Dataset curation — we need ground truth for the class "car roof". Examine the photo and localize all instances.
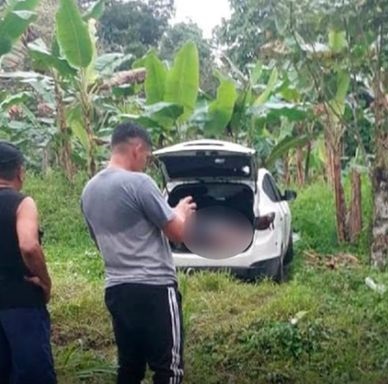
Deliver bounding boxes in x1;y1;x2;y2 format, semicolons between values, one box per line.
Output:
153;139;256;156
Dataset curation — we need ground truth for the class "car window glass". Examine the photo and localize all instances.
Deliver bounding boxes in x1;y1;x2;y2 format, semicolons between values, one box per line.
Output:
262;174;282;202
161;155;252;178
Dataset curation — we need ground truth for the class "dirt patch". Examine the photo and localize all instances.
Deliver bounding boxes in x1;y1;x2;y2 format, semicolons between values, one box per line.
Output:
304;250;360;270
51;324;114;349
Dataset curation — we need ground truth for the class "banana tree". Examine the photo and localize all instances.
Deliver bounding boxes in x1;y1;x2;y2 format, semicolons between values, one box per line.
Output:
121;42;199;146
0;0;40;147
360;1;388;268
287;26;354;242
214;60;311;172
26;0;139;177
123;46;311;175
20;0;100;177
322;70;351;242
0;90;56;170
0;0;39;61
55;0;97;176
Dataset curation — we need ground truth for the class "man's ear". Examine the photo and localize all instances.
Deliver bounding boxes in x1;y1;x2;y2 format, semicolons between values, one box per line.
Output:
133;142;143;157
17;166;25;183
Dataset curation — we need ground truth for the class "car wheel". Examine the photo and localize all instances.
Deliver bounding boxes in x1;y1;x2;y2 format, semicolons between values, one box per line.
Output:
273;256;284;283
283;233;294;265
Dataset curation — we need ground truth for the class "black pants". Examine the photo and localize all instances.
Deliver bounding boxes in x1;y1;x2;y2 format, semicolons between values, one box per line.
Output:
0;307;57;384
105;283;184;384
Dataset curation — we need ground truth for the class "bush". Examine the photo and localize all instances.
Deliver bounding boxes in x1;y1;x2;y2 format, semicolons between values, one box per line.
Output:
291;176;372;258
24;171;92;249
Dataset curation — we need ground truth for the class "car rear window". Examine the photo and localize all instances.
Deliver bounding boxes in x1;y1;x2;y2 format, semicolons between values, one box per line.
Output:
160;155;252;179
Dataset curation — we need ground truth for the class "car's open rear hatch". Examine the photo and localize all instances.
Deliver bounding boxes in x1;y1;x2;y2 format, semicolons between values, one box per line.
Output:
153;139;257;191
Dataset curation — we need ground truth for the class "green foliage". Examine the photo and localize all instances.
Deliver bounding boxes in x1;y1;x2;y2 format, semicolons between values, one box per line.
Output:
159;21;216;94
292;177;372;256
126;42;200;140
24;171;93;248
55;0;93;68
204;78;238;135
254;67;279;106
292;182;338;254
144;50;167;104
66;105;89;150
82;0;105;21
28;39;76;76
0;91;31;109
328;29;347;54
165;41;199;121
98;0;173;59
215;0;277;69
122;102;184;133
265;135;310;169
0;0;39;57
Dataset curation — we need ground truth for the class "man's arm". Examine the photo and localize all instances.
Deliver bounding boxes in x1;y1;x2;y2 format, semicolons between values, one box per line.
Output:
16;197;52;303
80;200;100;251
163;197;196;243
136;177;196;243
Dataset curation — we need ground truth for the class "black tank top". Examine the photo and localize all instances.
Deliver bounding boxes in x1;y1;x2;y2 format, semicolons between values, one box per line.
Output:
0;187;45;309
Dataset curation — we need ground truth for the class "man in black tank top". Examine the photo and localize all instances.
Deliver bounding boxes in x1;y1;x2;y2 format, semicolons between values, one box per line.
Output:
0;142;56;384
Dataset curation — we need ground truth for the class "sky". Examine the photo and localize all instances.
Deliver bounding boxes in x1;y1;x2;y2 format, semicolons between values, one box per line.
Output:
172;0;231;39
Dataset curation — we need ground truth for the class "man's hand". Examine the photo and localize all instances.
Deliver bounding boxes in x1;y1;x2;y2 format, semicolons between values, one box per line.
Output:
24;275;51;303
175;196;197;221
163;196;197;243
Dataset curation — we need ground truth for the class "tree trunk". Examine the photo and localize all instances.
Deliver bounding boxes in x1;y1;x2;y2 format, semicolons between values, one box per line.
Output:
54;80;73;180
371;80;388;268
331;143;348;242
84;110;96;177
371;166;388;268
304;141;312;183
100;68;146;90
79;72;97;177
325;134;334;185
348;169;362;244
296;146;305;186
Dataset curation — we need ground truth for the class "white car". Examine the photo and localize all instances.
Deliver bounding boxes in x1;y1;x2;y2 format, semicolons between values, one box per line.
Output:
154;139;296;281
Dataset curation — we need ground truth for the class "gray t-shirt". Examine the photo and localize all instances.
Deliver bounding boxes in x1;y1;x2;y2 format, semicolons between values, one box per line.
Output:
81;168;177;287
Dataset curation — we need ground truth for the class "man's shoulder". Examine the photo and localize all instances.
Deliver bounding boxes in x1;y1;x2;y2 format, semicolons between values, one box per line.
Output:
1;188;28;205
82;169;155;196
114;171;157;188
132;172;155;185
81;169;108;200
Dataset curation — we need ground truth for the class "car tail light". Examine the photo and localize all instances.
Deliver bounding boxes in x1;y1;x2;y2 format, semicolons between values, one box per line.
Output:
254;212;275;231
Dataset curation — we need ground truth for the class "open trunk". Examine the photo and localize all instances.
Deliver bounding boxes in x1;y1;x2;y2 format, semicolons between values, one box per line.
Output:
154;140;259;255
168;182;255;253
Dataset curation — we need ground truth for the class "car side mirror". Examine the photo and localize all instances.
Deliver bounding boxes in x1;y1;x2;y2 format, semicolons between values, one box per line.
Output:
254;212;275;231
282;190;297;201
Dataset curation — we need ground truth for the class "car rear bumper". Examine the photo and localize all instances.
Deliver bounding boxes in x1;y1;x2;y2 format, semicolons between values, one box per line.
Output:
176;256;280;281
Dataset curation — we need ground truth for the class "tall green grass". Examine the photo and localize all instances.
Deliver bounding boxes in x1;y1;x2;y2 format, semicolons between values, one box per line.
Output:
20;171;388;384
291;176;372;259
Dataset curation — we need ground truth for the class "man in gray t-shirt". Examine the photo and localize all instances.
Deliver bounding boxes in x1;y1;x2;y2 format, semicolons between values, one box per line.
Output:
81;122;195;384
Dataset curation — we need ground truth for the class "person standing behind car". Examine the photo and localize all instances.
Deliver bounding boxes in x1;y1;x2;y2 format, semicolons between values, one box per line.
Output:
81;121;196;384
0;141;56;384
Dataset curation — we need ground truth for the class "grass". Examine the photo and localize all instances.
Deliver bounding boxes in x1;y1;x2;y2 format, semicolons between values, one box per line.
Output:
22;171;388;383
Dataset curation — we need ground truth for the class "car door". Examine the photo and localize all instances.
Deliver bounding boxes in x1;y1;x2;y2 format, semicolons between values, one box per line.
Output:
261;172;288;254
279;194;292;247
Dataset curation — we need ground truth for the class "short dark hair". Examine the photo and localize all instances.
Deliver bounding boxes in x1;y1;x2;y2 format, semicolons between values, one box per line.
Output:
111;121;152;149
0;141;24;181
